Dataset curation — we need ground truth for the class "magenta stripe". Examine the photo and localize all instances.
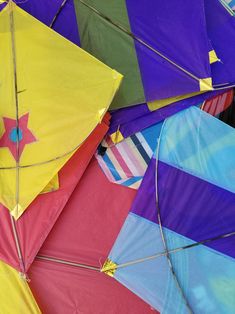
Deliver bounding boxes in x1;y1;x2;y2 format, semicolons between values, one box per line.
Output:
110;145;134;177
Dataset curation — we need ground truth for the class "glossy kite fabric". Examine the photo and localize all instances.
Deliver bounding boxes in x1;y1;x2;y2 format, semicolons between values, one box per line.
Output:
202;89;234;116
0;3;122;218
26;158;158;314
0;1;235;313
103;107;235;313
96;89;234;191
96;90;233;189
219;89;235;127
29;260;158;314
96;121;162;189
205;0;235;88
0;0;80;45
108;89;227;143
0;260;41;313
19;0;80;45
95;88;233;190
0;117;109;272
74;0;213;109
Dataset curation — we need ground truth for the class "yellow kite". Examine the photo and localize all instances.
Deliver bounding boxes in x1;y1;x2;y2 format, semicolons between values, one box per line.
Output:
0;2;122;218
0;260;41;313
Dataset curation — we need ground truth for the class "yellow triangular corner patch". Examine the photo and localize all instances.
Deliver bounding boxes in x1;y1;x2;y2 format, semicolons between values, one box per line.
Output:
0;260;41;313
199;78;213;91
40;174;59;194
11;203;23;219
209;50;219;64
0;3;122;217
110;130;124;144
101;258;117;277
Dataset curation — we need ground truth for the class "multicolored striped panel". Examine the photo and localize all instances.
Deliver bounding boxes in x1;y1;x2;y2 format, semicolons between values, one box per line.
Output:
97;89;233;189
202;89;234;116
225;0;235;10
96;122;161;189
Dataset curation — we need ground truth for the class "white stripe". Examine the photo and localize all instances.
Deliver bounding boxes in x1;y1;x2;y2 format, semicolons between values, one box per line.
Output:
95;153;115;182
135;132;153;157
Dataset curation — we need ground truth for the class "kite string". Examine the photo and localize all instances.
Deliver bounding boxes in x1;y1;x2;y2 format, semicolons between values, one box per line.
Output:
98;257;104;269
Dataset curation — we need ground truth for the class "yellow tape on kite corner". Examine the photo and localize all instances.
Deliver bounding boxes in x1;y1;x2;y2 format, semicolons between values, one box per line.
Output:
110;130;124;144
0;3;122;218
0;261;41;313
40;174;59;194
209;49;219;64
199;77;213;91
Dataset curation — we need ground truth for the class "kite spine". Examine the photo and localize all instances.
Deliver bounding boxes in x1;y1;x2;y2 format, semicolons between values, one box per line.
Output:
9;0;20;217
155;122;193;314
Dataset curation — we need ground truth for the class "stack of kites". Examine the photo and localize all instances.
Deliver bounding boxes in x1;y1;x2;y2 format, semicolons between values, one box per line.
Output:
0;0;235;313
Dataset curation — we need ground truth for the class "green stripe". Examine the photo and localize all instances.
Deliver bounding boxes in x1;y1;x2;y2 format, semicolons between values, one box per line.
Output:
74;0;145;109
78;0;131;30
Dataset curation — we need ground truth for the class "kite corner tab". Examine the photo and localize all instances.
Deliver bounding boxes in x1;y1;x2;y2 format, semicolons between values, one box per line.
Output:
96;108;107;123
199;77;213;91
5;0;16;11
112;70;123;88
209;50;220;64
110;130;124;144
11;203;23;220
101;258;117;277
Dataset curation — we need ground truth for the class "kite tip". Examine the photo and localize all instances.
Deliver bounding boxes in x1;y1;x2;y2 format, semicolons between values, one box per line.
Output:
199;77;213;92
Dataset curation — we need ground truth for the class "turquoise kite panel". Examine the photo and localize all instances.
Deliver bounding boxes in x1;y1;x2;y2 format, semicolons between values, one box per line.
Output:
159;106;235;193
108;213;235;313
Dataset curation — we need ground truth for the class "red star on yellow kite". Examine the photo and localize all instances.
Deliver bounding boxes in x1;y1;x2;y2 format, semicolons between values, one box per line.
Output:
0;113;37;161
